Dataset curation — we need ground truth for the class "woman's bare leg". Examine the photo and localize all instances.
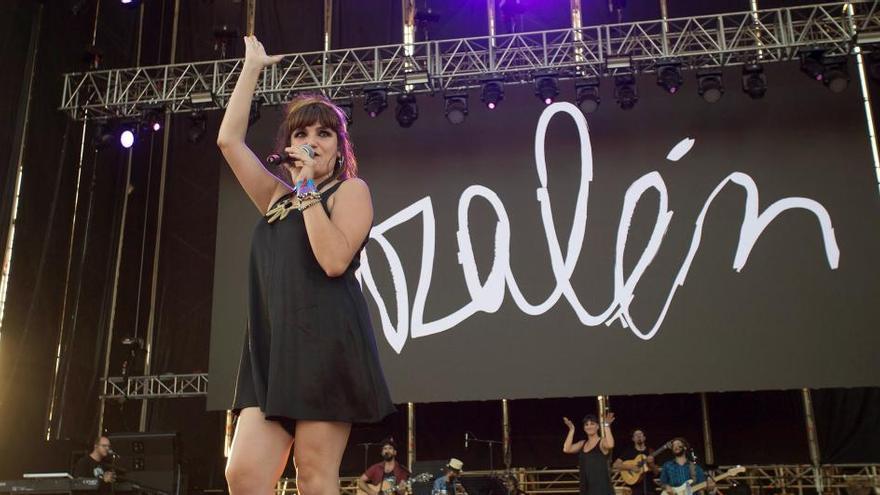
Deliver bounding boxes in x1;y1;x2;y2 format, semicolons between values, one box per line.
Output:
226;407;295;495
292;420;351;495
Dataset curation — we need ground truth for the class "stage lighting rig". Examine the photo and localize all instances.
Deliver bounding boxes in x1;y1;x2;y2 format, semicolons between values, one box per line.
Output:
444;93;469;124
575;79;600;114
364;88;389;118
614;74;638;110
396;93;419;128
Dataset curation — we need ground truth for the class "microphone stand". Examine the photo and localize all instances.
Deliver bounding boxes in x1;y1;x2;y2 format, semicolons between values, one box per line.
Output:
109;453;118;495
466;435;503;473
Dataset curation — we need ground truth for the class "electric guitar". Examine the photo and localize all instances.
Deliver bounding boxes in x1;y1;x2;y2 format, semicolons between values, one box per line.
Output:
619;442;671;486
357;472;433;495
667;466;746;495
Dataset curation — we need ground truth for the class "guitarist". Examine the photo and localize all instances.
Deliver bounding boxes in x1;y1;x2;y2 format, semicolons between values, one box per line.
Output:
433;459;467;495
659;438;716;495
358;438;411;495
612;430;660;495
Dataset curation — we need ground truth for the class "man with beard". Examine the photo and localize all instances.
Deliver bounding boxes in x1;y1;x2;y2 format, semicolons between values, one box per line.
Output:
613;429;661;495
659;438;716;495
73;436;116;483
432;458;466;495
358;438;410;495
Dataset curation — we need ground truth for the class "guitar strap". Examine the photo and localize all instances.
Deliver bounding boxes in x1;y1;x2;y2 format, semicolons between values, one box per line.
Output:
688;461;698;484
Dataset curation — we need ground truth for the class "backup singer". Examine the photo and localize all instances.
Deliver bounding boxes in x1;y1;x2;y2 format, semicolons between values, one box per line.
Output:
220;35;395;495
563;413;616;495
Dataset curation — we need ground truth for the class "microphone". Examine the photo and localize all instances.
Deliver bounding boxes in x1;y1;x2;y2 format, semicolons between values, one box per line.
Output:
465;432;469;449
266;144;314;165
108;449;118;457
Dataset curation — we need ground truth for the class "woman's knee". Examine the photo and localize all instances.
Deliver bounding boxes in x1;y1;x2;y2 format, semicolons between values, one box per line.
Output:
295;457;337;495
226;457;273;494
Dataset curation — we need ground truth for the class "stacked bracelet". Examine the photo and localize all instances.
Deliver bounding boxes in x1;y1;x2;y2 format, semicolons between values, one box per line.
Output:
293;178;322;212
295;178;317;198
297;197;322;212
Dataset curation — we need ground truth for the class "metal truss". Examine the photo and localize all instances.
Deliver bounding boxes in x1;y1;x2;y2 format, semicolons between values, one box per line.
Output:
60;1;880;121
731;464;880;495
100;373;208;399
273;465;880;495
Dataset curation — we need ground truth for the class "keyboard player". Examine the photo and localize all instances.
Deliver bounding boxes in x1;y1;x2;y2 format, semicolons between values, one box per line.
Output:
73;436;116;483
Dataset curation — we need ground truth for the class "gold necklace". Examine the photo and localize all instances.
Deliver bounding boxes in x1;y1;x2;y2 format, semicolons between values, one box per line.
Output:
265;176;335;223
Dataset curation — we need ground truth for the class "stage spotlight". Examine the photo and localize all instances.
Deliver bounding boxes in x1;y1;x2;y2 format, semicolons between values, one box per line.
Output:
334;99;353;126
364;88;388;118
696;72;724;103
187;111;207;144
444;94;468;124
120;0;141;8
657;63;683;94
395;93;419;128
800;50;825;81
575;79;600;114
480;79;504;109
143;108;163;132
822;58;849;93
614;74;638;110
741;63;767;99
119;127;135;149
92;120;115;149
534;74;559;105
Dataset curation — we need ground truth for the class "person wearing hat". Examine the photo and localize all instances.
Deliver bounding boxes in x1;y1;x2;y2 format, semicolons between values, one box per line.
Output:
358;438;411;495
563;412;616;495
432;458;466;495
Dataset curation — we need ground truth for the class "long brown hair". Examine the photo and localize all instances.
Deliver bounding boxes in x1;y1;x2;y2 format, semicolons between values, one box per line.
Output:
273;93;358;181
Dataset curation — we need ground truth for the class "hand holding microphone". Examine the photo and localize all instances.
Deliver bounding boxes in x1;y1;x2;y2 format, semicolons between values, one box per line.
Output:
266;144;315;165
267;144;317;184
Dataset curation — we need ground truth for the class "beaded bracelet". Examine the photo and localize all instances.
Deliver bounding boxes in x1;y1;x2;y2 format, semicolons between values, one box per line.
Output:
297;191;321;204
297;197;322;212
295;178;317;198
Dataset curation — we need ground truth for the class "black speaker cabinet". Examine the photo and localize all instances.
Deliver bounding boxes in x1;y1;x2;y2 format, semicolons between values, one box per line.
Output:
107;432;179;495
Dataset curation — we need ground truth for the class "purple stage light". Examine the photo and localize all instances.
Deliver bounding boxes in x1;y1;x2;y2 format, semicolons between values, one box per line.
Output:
534;74;559;106
487;102;496;110
152;122;161;131
120;129;135;148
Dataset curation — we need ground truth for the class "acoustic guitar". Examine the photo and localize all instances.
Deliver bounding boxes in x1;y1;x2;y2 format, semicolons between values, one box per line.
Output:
357;472;433;495
619;442;671;486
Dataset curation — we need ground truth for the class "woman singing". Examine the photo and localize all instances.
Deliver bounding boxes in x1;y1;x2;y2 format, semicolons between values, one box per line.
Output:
218;36;395;495
563;413;616;495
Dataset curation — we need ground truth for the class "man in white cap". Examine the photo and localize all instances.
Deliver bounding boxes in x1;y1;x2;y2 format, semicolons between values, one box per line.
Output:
432;458;466;495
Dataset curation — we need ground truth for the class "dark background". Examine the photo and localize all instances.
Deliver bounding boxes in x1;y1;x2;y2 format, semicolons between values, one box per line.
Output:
211;61;880;405
1;0;879;492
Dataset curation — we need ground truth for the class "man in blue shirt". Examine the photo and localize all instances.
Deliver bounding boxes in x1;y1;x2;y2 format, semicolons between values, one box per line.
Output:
659;438;716;495
432;458;465;495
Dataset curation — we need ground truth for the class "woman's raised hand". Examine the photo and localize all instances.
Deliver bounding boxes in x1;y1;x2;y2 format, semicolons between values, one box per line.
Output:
243;35;283;70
